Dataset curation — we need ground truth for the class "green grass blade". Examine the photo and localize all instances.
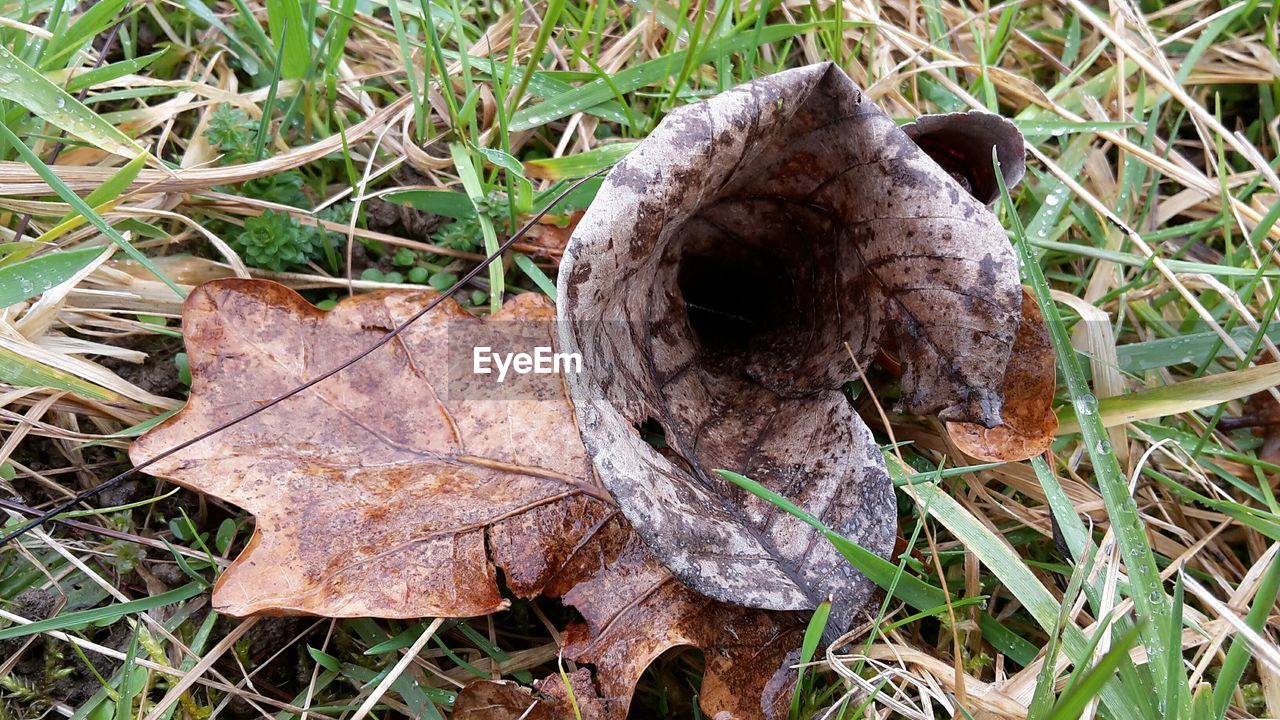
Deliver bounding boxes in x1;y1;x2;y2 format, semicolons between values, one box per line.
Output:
0;583;202;641
450;51;629;124
39;0;130;71
792;599;832;719
386;0;428;139
514;254;556;301
0;246;105;307
1045;624;1143;720
1001;150;1177;706
184;0;265;76
1114;326;1280;373
1192;683;1216;720
0;345;119;401
1032;456;1093;562
716;469;1040;665
325;0;358;73
451;143;504;313
381;188;476;219
1166;574;1190;718
887;472;1143;720
525;142;639;179
1214;549;1280;718
0;122;182;296
508;0;566;112
1058;361;1280;432
1031;239;1280;279
0;46;146;158
267;0;312;79
63;50;167;94
510;22;818;130
55;152;148;227
113;632;141;720
1028;506;1101;720
253;21;290;162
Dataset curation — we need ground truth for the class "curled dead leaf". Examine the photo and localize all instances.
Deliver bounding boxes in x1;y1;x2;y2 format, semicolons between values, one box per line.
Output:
130;279;801;719
558;61;1026;630
902;110;1026;205
946;288;1059;462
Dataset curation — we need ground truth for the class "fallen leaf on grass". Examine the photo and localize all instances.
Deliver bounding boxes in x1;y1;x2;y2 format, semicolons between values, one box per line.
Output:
519;210;585;258
131;280;603;617
130;279;802;718
453;670;607;720
946;289;1059;461
558;61;1030;630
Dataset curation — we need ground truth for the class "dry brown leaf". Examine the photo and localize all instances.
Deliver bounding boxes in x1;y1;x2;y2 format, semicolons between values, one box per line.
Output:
130;279;802;719
947;289;1059;461
553;511;800;719
558;61;1027;630
453;680;554;720
131;280;604;617
453;670;607;720
520;210;585;259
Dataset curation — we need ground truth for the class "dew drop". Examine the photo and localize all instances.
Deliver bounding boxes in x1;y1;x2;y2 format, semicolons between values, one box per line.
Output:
1075;394;1098;416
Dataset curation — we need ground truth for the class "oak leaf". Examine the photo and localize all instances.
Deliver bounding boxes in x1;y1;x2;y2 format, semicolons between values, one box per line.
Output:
130;279;802;719
558;61;1032;630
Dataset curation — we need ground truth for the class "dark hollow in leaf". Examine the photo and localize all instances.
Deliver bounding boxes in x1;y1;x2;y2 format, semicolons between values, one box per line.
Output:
902;110;1027;205
557;62;1025;632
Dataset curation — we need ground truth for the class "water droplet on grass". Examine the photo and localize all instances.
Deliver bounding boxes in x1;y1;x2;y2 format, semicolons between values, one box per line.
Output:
1075;394;1098;416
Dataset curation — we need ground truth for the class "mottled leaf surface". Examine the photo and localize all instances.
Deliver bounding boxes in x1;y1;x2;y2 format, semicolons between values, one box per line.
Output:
130;279;801;719
558;61;1026;630
947;289;1059;461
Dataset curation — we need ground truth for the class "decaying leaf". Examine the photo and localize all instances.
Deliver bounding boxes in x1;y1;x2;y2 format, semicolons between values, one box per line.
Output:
946;289;1059;461
901;110;1026;205
551;511;800;719
453;670;607;720
454;511;802;719
558;61;1028;630
130;279;802;718
520;210;586;258
453;679;555;720
131;280;603;617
